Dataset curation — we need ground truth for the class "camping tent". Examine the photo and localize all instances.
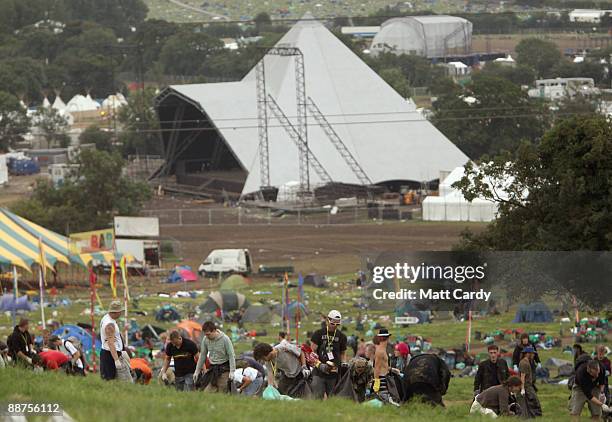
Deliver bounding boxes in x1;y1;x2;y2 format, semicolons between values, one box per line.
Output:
176;320;202;342
273;301;308;319
52;324;101;353
0;294;34;312
52;95;66;111
544;357;574;377
303;274;328;288
242;304;276;323
220;274;249;290
200;291;249;313
513;302;553;323
166;265;198;283
155;305;181;322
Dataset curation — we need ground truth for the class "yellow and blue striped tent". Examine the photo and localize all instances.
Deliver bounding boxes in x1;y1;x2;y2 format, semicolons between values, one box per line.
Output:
0;208;124;271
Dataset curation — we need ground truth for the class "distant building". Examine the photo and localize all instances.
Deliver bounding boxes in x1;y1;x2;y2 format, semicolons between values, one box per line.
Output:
527;77;599;100
443;61;470;78
49;163;80;187
340;26;380;38
370;15;472;58
568;9;612;23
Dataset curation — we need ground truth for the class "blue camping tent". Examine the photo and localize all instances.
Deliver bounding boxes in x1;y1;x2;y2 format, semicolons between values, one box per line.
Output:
52;324;101;352
0;294;34;312
513;302;553;323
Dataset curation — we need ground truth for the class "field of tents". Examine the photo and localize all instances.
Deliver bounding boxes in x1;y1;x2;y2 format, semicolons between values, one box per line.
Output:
1;270;608;421
1;270;605;362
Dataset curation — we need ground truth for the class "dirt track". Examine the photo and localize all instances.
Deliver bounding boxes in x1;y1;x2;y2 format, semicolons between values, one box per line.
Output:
161;221;487;275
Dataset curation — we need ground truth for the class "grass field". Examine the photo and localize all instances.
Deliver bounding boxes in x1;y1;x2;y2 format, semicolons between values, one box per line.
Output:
142;0;462;22
0;264;608;421
0;366;580;421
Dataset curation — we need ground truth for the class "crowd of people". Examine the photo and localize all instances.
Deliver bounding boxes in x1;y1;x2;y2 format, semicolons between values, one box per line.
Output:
2;301;611;420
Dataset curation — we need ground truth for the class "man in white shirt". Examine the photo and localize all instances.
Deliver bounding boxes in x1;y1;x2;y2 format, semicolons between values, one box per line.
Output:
100;300;132;382
231;366;263;396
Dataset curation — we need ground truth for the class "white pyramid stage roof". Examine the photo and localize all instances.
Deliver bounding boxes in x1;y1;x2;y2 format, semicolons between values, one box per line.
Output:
166;16;468;195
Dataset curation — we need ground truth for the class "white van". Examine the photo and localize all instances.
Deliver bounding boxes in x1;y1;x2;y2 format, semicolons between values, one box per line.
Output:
198;249;252;276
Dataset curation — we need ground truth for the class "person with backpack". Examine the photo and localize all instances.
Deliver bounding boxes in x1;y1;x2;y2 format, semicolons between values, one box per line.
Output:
569;358;610;421
470;376;523;417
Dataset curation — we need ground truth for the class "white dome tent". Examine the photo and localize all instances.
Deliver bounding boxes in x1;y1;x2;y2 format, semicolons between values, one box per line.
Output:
370;15;472;58
101;93;128;111
66;94;100;113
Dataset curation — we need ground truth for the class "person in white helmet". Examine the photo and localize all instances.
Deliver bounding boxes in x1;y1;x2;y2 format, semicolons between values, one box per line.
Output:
310;310;347;399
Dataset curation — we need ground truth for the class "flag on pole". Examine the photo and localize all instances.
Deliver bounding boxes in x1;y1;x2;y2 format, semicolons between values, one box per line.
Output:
109;261;118;298
466;310;473;352
37;237;48;286
283;272;290;336
89;268;98;373
119;256;130;301
296;272;303;343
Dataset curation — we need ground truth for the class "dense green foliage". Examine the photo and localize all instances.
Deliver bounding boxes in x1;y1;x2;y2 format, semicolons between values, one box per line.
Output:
455;115;612;251
11;149;151;234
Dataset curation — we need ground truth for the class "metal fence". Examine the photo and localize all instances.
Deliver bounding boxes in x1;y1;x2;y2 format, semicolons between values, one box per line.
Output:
141;207;418;226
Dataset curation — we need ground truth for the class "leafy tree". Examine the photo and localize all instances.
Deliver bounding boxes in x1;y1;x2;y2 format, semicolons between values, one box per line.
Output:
453;115;612;309
54;0;148;37
431;74;549;159
35;107;70;148
159;30;223;75
0;58;46;102
118;88;161;156
79;125;113;151
550;59;606;85
515;38;562;78
454;115;612;251
0;91;30;151
368;53;445;87
379;67;411;98
51;23;120;96
479;62;536;86
254;12;271;34
123;19;179;71
11;149;151;233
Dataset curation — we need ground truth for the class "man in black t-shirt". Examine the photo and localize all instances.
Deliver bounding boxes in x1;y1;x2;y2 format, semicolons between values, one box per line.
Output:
161;330;199;391
310;309;347;399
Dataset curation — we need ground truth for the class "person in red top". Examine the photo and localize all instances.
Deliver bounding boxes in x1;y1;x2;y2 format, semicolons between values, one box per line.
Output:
131;358;153;385
39;350;69;370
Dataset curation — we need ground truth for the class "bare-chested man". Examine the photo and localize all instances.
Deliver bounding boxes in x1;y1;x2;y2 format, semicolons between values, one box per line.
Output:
373;328;391;399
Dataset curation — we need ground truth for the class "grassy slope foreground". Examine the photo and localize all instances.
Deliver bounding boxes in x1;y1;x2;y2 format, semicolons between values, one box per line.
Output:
0;367;573;421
